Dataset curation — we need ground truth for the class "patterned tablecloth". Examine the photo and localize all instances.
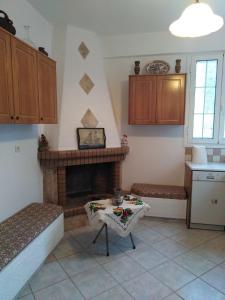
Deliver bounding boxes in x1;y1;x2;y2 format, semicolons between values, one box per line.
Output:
85;198;150;237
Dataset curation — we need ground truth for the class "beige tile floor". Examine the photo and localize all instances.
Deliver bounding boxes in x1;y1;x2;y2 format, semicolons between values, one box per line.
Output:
16;217;225;300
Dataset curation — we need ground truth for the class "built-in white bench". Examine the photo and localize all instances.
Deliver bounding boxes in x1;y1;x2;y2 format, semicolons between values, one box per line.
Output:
131;183;187;219
0;203;64;300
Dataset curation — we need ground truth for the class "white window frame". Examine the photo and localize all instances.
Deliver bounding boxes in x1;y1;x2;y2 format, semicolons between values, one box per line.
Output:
219;56;225;144
186;53;224;147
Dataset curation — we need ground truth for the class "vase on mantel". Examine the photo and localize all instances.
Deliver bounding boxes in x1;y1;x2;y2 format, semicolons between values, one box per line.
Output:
134;61;140;75
175;59;181;73
23;25;36;48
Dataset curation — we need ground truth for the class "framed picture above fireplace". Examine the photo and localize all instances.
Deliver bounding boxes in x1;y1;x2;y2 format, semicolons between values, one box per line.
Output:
77;128;106;150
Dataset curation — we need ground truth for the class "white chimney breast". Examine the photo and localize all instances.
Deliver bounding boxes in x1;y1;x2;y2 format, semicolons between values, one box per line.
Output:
57;26;120;150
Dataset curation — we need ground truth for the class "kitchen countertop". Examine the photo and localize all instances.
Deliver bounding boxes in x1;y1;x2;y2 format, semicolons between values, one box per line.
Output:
186;161;225;172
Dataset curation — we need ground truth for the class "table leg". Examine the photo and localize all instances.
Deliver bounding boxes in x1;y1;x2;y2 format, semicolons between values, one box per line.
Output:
105;223;109;256
130;232;136;249
92;224;105;244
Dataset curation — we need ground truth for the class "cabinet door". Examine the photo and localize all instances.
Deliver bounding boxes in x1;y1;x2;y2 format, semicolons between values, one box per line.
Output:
156;75;185;125
0;29;14;123
129;76;156;124
11;38;39;123
37;54;57;123
191;181;225;226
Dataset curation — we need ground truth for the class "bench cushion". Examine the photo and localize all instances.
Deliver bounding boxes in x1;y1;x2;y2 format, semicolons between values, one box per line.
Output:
0;203;62;271
131;183;186;200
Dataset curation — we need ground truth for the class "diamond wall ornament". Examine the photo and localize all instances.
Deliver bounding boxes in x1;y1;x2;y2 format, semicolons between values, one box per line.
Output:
81;109;99;128
78;42;89;59
79;74;94;94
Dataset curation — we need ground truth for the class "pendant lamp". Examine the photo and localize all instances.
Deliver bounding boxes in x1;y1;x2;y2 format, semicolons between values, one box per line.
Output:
169;0;224;37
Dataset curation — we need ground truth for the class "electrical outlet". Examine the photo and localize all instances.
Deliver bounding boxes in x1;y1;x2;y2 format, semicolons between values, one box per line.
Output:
15;145;21;153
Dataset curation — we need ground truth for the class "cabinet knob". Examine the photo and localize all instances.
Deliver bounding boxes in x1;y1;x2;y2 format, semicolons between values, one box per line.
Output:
40;117;43;121
10;116;14;120
16;116;19;120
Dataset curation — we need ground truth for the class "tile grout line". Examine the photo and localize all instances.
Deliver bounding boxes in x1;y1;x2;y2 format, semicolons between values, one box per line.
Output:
65;259;129;300
200;273;225;296
87;281;135;300
25;219;225;299
146;244;225;296
98;250;150;299
169;258;225;297
146;269;190;295
67;276;86;300
100;262;142;300
58;255;95;299
55;240;128;300
172;252;225;278
31;277;70;296
56;258;88;299
100;253;176;299
65;224;223;298
111;226;225;298
95;225;220;291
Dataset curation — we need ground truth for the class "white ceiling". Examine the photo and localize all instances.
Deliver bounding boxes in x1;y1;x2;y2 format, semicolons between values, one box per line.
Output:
27;0;225;35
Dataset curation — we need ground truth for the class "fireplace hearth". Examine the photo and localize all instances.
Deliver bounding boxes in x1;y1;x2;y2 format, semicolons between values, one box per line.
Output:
38;147;129;217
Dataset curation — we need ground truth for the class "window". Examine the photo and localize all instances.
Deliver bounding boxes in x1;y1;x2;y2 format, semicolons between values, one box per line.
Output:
193;60;217;139
187;53;224;146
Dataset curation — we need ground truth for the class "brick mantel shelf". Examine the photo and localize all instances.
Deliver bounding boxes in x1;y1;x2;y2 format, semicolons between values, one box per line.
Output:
38;146;129;168
38;147;129;210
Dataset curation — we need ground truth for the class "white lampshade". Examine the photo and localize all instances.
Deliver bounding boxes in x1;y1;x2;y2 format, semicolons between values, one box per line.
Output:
169;1;224;38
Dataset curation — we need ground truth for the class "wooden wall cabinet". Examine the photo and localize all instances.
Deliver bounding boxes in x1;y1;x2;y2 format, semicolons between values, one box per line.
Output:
37;54;57;123
129;74;186;125
0;27;57;124
0;29;14;123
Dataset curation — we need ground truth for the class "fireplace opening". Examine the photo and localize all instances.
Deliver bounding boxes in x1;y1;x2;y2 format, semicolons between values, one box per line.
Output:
39;147;128;219
64;162;115;216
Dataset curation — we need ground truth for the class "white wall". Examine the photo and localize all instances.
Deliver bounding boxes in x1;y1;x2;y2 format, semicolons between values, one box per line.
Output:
58;25;120;150
44;25;67;149
101;28;225;189
0;0;53;53
0;126;43;221
105;54;187;190
101;28;225;58
103;29;225;190
1;0;224;218
0;0;53;221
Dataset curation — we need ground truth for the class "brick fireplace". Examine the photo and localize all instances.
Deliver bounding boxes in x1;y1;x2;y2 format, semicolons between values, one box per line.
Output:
38;147;129;217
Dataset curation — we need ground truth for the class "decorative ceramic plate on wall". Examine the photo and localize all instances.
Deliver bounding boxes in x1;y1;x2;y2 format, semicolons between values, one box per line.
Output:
145;60;170;74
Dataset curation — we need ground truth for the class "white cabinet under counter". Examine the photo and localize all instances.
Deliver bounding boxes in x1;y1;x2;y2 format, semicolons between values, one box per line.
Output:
185;162;225;231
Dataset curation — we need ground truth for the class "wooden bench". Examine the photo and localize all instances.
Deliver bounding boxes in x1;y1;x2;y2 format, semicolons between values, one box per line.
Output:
131;183;187;219
0;203;64;300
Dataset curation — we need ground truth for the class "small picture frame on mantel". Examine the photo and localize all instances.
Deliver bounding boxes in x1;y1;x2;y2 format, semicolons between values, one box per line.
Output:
77;128;106;150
